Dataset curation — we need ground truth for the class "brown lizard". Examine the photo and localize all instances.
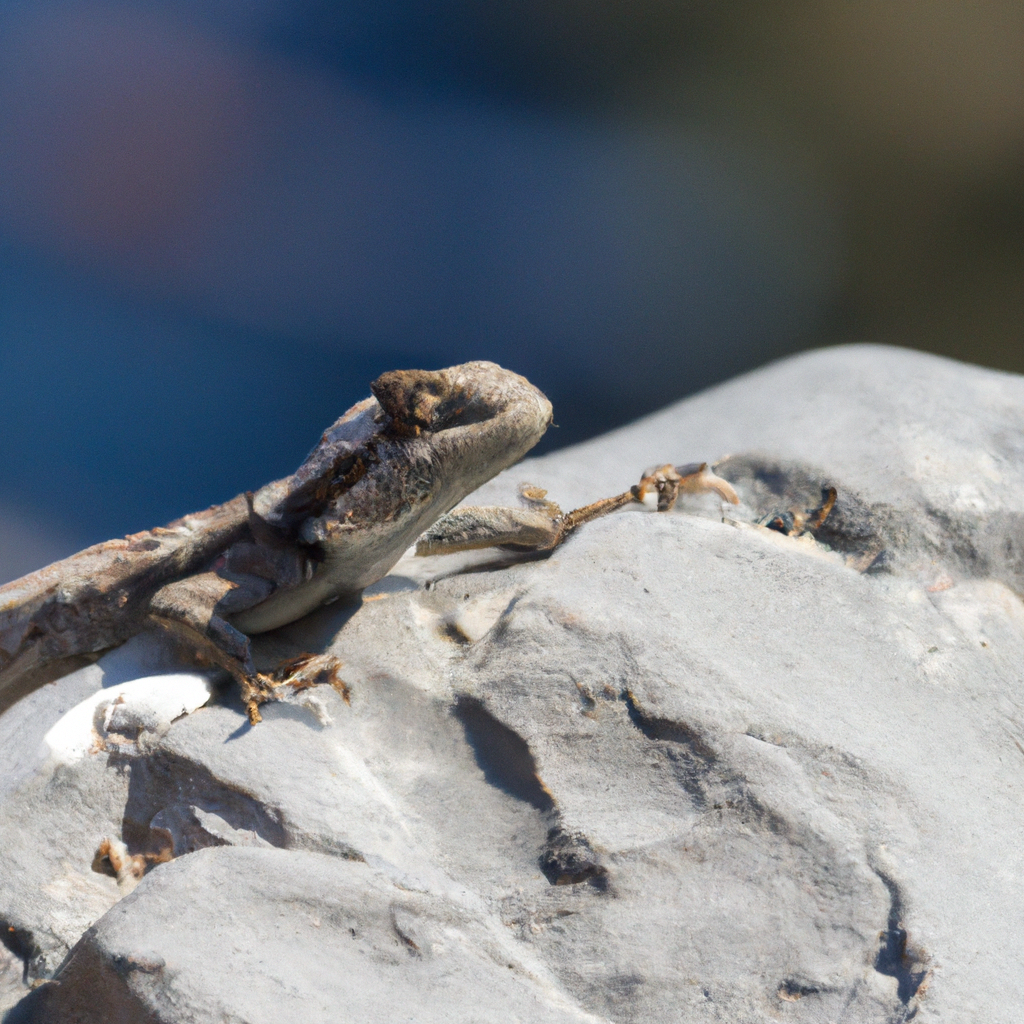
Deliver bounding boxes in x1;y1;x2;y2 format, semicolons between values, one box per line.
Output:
0;362;737;724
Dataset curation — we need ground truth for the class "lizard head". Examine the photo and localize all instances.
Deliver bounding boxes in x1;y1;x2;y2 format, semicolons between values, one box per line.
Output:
234;362;550;632
246;362;551;597
370;361;553;492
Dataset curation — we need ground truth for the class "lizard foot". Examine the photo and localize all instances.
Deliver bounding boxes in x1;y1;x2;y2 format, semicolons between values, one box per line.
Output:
241;653;349;724
758;485;837;538
631;462;740;511
552;461;739;538
93;836;173;892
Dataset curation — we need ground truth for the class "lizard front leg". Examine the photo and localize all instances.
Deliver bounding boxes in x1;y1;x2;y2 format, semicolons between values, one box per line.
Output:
147;571;343;724
416;463;739;556
147;571;267;720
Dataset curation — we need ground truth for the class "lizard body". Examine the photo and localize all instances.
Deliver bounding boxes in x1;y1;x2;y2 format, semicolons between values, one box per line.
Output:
0;361;739;723
0;362;551;721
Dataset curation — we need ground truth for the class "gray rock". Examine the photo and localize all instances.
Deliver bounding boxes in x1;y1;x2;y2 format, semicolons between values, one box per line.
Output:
2;344;1023;1022
28;847;603;1024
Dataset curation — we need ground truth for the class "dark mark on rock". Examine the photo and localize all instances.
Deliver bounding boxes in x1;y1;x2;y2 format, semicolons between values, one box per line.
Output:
1;920;39;984
540;826;607;887
873;867;930;1013
454;696;553;812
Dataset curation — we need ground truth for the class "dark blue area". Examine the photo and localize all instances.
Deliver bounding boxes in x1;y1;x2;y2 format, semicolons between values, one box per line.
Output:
0;249;414;546
0;206;822;551
0;2;837;562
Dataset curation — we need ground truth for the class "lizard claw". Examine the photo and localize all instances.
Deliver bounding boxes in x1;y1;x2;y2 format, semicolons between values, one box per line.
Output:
633;463;740;511
242;653;349;724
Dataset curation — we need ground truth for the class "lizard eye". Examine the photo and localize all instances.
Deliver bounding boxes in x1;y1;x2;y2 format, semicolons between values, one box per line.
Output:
371;369;486;433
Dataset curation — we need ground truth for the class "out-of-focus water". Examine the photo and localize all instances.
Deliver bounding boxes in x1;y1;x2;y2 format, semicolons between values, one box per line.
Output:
2;0;1021;582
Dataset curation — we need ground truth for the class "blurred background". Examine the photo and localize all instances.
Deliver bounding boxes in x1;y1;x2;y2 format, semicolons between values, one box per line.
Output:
1;0;1022;582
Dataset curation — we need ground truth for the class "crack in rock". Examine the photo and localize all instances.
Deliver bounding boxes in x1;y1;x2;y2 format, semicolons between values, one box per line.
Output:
454;696;611;888
717;454;1024;591
621;688;718;808
872;867;930;1018
777;977;829;1001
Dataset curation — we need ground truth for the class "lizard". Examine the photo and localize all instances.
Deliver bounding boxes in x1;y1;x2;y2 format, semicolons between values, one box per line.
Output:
0;361;738;725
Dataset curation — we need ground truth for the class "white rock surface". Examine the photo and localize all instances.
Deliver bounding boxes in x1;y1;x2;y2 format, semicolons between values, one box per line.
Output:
2;344;1023;1022
43;673;214;763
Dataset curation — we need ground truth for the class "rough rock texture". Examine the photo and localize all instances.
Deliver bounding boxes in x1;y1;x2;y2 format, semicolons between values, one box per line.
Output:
2;344;1023;1022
